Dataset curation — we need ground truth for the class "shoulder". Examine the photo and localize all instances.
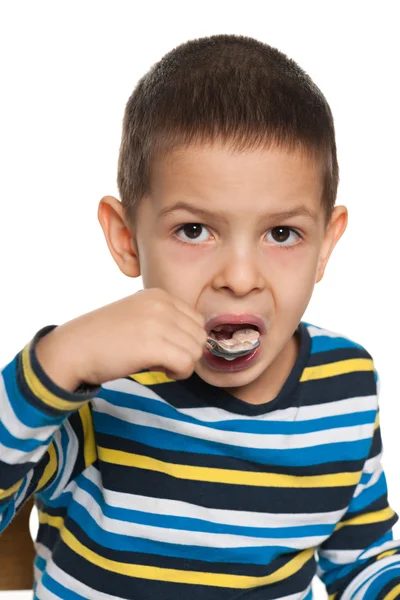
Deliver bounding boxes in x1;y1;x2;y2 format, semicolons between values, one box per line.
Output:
301;321;378;392
302;321;374;361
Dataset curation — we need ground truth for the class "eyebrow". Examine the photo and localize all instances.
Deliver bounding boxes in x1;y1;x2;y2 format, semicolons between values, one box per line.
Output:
157;200;318;222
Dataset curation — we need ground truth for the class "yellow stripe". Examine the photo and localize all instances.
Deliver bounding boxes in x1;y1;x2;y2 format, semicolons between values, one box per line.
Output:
98;447;360;488
300;358;374;382
328;594;337;600
384;583;400;600
21;341;88;412
60;526;314;588
130;371;174;385
37;508;64;530
36;442;58;492
79;404;97;468
335;507;395;531
375;413;380;431
377;550;398;560
0;478;24;500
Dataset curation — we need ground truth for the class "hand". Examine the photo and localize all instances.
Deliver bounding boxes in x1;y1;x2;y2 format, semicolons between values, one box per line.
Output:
37;288;208;388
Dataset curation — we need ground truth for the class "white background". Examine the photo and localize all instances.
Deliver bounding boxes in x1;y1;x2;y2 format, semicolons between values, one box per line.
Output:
1;1;399;598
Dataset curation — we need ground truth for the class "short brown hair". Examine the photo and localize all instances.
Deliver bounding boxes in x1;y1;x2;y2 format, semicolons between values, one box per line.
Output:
117;34;339;228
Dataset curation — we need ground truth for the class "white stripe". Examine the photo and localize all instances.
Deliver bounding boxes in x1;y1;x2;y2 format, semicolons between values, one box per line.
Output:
320;538;400;566
35;584;62;600
82;465;345;529
49;420;78;500
93;396;374;450
341;555;400;600
101;378;377;423
178;395;378;423
307;325;350;339
275;584;313;600
15;470;34;509
0;372;59;440
71;478;327;549
363;451;382;475
0;438;50;464
353;464;383;498
34;564;42;585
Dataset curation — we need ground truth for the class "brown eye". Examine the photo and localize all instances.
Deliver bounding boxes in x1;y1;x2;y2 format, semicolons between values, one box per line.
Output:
182;224;203;239
175;223;210;244
271;227;290;242
266;227;300;247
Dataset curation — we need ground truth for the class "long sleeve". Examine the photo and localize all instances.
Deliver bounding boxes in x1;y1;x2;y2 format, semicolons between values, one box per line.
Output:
0;325;101;534
317;370;400;600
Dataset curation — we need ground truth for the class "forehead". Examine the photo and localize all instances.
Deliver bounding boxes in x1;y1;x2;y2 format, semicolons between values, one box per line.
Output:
149;141;324;211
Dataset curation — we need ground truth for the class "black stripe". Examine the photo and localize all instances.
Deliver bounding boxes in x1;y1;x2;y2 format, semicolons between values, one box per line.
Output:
99;460;355;513
0;458;36;491
368;425;382;459
307;345;372;367
36;521;61;551
68;407;92;483
322;514;398;551
298;370;376;407
0;449;53;510
35;497;67;519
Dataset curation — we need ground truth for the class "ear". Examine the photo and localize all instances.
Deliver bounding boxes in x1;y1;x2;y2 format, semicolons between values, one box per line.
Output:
315;205;348;283
97;195;141;277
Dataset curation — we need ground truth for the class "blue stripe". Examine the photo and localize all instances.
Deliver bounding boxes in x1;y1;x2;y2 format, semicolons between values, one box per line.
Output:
41;572;88;599
0;503;16;532
93;411;372;467
67;501;293;564
310;335;365;354
0;417;51;452
347;477;387;514
77;472;335;539
98;388;376;435
320;555;369;586
3;358;66;428
35;555;47;573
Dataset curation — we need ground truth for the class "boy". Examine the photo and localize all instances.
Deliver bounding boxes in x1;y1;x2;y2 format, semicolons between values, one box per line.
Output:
1;33;399;600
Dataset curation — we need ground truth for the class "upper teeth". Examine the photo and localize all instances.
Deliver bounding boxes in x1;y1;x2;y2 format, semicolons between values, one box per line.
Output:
212;324;257;332
213;325;234;332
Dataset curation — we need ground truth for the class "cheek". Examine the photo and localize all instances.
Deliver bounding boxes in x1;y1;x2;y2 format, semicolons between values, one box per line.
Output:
270;250;318;305
141;248;202;302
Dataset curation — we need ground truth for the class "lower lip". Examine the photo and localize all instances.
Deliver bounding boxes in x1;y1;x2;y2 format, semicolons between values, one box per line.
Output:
203;337;262;372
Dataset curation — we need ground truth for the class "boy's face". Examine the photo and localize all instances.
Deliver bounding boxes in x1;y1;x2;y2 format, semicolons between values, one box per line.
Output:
99;142;347;403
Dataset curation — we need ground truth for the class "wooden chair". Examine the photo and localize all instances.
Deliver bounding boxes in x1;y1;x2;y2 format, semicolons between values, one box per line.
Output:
0;497;35;590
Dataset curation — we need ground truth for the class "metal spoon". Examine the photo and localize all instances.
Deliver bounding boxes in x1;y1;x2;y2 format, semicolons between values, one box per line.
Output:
205;337;260;359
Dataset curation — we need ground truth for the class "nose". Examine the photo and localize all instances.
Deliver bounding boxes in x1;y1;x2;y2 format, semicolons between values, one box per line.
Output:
211;245;266;296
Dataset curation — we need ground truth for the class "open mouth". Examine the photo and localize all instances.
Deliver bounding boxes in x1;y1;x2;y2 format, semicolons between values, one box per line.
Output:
209;323;259;341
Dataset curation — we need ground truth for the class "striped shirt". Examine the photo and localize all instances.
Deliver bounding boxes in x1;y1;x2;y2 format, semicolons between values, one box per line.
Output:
1;320;400;600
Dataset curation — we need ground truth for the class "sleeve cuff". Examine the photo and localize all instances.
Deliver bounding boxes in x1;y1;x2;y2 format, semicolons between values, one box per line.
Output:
17;324;101;417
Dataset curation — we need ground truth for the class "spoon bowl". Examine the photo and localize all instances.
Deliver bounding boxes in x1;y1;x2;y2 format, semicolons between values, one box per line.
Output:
205;337;260;359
